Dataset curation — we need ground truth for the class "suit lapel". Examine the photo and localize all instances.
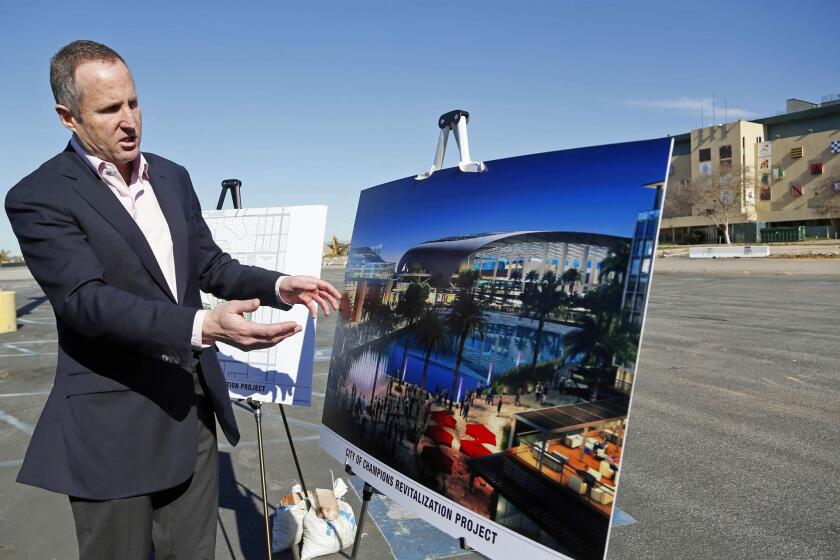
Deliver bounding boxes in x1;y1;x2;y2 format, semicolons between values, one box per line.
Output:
63;148;178;303
148;164;189;305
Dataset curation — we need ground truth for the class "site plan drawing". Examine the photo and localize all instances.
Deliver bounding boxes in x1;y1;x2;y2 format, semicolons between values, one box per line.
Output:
201;205;327;406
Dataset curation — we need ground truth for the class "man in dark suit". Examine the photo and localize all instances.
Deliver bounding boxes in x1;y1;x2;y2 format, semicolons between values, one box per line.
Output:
5;40;341;558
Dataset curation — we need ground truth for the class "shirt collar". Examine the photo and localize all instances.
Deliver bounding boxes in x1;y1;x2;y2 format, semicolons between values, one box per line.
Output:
70;135;149;183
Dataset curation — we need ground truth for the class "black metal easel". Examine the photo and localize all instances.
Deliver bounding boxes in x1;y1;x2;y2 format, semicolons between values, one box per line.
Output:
216;180;310;560
344;464;380;560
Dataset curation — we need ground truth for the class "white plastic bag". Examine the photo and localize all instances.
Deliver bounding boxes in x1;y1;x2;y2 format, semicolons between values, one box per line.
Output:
300;476;356;560
300;500;356;560
271;500;307;552
271;484;307;553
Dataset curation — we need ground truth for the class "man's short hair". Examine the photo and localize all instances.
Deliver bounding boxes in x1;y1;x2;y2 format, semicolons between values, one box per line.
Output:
50;40;126;119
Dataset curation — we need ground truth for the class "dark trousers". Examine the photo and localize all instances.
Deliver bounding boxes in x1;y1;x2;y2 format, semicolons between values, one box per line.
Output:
69;370;218;559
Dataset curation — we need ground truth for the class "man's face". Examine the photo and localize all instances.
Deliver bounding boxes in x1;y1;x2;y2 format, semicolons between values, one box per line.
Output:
57;59;142;167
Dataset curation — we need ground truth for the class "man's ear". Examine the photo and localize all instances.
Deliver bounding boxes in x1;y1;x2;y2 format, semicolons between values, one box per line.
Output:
55;104;77;133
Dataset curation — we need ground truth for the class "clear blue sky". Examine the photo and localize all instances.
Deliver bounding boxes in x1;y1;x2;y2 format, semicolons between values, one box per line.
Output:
1;0;837;255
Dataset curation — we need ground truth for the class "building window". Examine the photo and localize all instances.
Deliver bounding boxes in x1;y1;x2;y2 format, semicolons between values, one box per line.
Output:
699;148;711;162
718;145;732;168
790;184;803;198
760;188;771;201
811;163;823;175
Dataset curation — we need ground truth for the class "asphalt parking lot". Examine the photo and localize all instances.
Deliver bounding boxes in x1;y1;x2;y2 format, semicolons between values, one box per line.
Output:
608;257;840;560
1;258;838;559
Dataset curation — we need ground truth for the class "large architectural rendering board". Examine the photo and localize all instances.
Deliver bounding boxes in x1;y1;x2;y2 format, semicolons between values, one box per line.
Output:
201;205;326;406
320;138;672;559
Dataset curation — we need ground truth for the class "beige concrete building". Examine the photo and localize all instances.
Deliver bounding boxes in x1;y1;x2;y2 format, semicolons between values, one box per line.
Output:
661;98;840;243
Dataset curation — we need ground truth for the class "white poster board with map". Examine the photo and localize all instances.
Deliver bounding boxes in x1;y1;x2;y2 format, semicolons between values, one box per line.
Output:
201;205;326;406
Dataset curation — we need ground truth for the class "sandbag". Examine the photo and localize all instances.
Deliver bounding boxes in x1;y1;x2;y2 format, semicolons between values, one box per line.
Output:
300;500;356;560
270;488;307;553
271;500;307;553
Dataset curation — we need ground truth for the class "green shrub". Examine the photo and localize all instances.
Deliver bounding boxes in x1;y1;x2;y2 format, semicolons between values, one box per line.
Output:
493;359;564;394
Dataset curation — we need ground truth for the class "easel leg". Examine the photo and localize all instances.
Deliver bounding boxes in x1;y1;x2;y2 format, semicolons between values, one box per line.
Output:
279;404;309;496
459;536;489;559
349;482;375;560
254;402;272;560
233;398;273;559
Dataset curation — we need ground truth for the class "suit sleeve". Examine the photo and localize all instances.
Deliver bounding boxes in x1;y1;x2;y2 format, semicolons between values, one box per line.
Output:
5;184;197;367
181;166;291;310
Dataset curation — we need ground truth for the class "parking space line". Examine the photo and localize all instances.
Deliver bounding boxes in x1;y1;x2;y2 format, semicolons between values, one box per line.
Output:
314;347;332;362
17;318;55;325
0;459;23;468
0;410;35;434
4;344;38;355
0;391;51;398
218;434;320;450
259;409;321;432
611;508;637;527
0;340;58;358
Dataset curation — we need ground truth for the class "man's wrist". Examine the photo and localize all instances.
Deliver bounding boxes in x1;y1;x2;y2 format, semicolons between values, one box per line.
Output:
193;309;213;348
275;276;293;309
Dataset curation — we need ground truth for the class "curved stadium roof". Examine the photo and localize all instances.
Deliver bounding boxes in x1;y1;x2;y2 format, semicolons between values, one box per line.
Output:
397;231;627;288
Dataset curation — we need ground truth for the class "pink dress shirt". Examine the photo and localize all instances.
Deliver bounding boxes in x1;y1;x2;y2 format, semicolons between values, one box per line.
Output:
70;137;209;348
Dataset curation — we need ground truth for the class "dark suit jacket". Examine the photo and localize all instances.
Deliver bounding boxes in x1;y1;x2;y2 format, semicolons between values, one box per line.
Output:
5;144;286;500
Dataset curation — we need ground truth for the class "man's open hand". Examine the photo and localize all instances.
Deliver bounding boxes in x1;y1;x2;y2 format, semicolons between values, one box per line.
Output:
278;275;342;318
202;299;301;351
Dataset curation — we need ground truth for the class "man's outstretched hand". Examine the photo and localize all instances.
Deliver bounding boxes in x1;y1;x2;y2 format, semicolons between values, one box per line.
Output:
278;275;342;318
202;299;301;351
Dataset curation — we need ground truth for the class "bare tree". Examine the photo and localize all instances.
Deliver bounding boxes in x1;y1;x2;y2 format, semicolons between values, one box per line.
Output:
662;179;692;220
685;164;752;245
812;172;840;219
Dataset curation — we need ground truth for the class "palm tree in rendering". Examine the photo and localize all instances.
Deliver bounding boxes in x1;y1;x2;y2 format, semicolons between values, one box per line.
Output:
520;270;567;375
509;269;523;290
506;269;523;309
456;269;481;294
366;301;394;402
395;281;431;377
412;310;448;437
562;312;638;396
446;291;487;409
523;270;540;294
599;241;631;284
561;268;581;295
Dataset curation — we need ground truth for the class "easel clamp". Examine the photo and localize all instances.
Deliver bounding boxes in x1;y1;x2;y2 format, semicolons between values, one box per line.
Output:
416;109;486;180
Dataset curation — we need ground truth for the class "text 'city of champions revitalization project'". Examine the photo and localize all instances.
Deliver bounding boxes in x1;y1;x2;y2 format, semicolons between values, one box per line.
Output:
319;138;673;560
